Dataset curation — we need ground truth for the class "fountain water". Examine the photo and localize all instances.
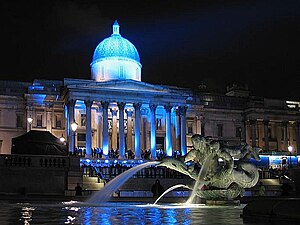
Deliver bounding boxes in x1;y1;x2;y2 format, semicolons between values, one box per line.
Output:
153;184;189;205
185;153;213;204
85;161;159;205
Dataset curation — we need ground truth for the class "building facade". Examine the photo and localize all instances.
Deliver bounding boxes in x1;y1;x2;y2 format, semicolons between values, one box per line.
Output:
0;21;299;158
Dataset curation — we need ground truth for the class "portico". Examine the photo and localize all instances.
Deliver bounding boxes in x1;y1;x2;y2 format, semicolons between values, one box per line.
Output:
63;79;190;159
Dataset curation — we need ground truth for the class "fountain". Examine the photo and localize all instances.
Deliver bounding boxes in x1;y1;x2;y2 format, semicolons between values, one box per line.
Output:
157;134;261;204
86;161;160;205
0;135;260;224
86;134;261;206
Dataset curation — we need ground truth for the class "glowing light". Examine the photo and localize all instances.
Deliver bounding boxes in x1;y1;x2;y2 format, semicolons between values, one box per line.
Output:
27;117;33;124
91;21;142;82
71;122;78;132
59;135;65;142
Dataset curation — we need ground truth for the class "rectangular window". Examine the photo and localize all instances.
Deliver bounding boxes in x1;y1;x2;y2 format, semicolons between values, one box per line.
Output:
268;127;272;138
217;124;223;137
37;114;43;127
55;115;62;128
201;123;205;136
16;114;23;128
77;133;86;142
119;66;124;78
187;123;193;134
81;114;86;126
101;66;104;80
236;127;242;138
156;118;162;130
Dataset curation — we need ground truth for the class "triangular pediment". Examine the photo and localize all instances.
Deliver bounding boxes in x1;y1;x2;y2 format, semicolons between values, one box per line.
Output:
65;78;187;95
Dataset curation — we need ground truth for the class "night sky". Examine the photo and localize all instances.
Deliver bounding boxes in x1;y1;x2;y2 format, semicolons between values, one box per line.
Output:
1;0;300;100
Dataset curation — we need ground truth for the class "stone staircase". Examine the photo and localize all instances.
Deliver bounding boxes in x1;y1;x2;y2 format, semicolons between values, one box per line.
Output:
82;176;105;191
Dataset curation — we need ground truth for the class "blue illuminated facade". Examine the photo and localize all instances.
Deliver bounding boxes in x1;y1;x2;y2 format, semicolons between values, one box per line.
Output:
0;20;299;163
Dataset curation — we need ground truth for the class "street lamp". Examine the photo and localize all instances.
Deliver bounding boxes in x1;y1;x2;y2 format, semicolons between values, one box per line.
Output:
59;134;66;143
71;121;78;154
288;145;293;168
71;121;78;132
27;116;33;130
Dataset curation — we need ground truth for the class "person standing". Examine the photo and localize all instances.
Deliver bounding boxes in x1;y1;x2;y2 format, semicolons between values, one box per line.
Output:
258;181;266;196
75;183;83;196
151;179;165;197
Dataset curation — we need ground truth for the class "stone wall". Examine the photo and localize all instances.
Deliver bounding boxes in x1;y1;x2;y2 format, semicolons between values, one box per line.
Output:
0;154;82;196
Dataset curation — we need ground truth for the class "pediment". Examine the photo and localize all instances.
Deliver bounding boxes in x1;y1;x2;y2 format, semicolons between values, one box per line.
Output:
65;79;185;95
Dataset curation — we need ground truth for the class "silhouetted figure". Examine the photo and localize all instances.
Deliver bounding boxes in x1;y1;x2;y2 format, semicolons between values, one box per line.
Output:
281;183;292;196
258;181;266;196
151;179;165;197
75;183;83;196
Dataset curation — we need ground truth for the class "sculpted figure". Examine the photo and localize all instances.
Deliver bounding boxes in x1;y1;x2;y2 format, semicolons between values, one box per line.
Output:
158;134;260;200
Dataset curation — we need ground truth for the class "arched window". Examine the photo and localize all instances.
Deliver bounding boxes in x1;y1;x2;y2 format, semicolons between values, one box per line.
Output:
119;66;124;78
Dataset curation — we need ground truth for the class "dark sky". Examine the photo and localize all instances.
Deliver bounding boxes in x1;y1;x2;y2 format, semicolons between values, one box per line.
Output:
1;0;300;99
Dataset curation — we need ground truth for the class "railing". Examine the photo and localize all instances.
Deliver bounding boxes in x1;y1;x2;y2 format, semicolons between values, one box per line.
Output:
0;154;71;169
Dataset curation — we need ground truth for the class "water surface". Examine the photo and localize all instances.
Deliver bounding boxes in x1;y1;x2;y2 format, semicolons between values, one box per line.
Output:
0;200;247;225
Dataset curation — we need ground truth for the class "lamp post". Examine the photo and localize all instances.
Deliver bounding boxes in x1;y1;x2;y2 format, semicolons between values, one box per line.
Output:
71;121;78;133
59;134;66;143
288;145;293;168
71;121;78;153
27;116;33;131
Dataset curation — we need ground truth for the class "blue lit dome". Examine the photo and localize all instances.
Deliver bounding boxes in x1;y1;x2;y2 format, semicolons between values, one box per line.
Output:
91;21;142;82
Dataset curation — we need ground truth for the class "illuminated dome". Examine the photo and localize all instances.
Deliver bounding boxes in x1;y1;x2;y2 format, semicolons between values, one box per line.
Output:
91;20;142;82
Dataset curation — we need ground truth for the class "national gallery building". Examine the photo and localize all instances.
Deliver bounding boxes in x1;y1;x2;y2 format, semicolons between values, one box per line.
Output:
0;21;299;159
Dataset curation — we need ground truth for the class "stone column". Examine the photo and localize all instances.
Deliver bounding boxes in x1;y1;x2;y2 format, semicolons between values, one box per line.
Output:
118;102;126;159
179;106;187;156
150;104;157;159
67;99;76;154
165;105;173;157
241;119;246;142
97;106;103;149
46;107;52;132
101;101;109;157
85;100;93;157
111;108;118;151
276;122;282;151
133;103;141;159
295;121;300;155
175;109;180;151
196;116;201;134
250;120;257;147
26;106;33;132
263;120;269;152
282;121;288;151
126;110;133;151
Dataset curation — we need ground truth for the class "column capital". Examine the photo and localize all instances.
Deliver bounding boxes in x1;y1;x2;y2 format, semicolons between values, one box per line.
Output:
66;99;76;107
126;109;133;117
110;108;118;116
133;103;141;110
84;99;93;107
117;102;126;111
149;104;157;112
178;105;187;116
101;101;109;109
164;105;173;113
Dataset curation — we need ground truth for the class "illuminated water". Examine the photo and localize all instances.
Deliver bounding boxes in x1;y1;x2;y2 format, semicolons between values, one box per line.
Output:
0;200;247;225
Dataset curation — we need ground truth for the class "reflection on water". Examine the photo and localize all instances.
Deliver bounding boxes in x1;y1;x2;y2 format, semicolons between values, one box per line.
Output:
0;201;246;225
